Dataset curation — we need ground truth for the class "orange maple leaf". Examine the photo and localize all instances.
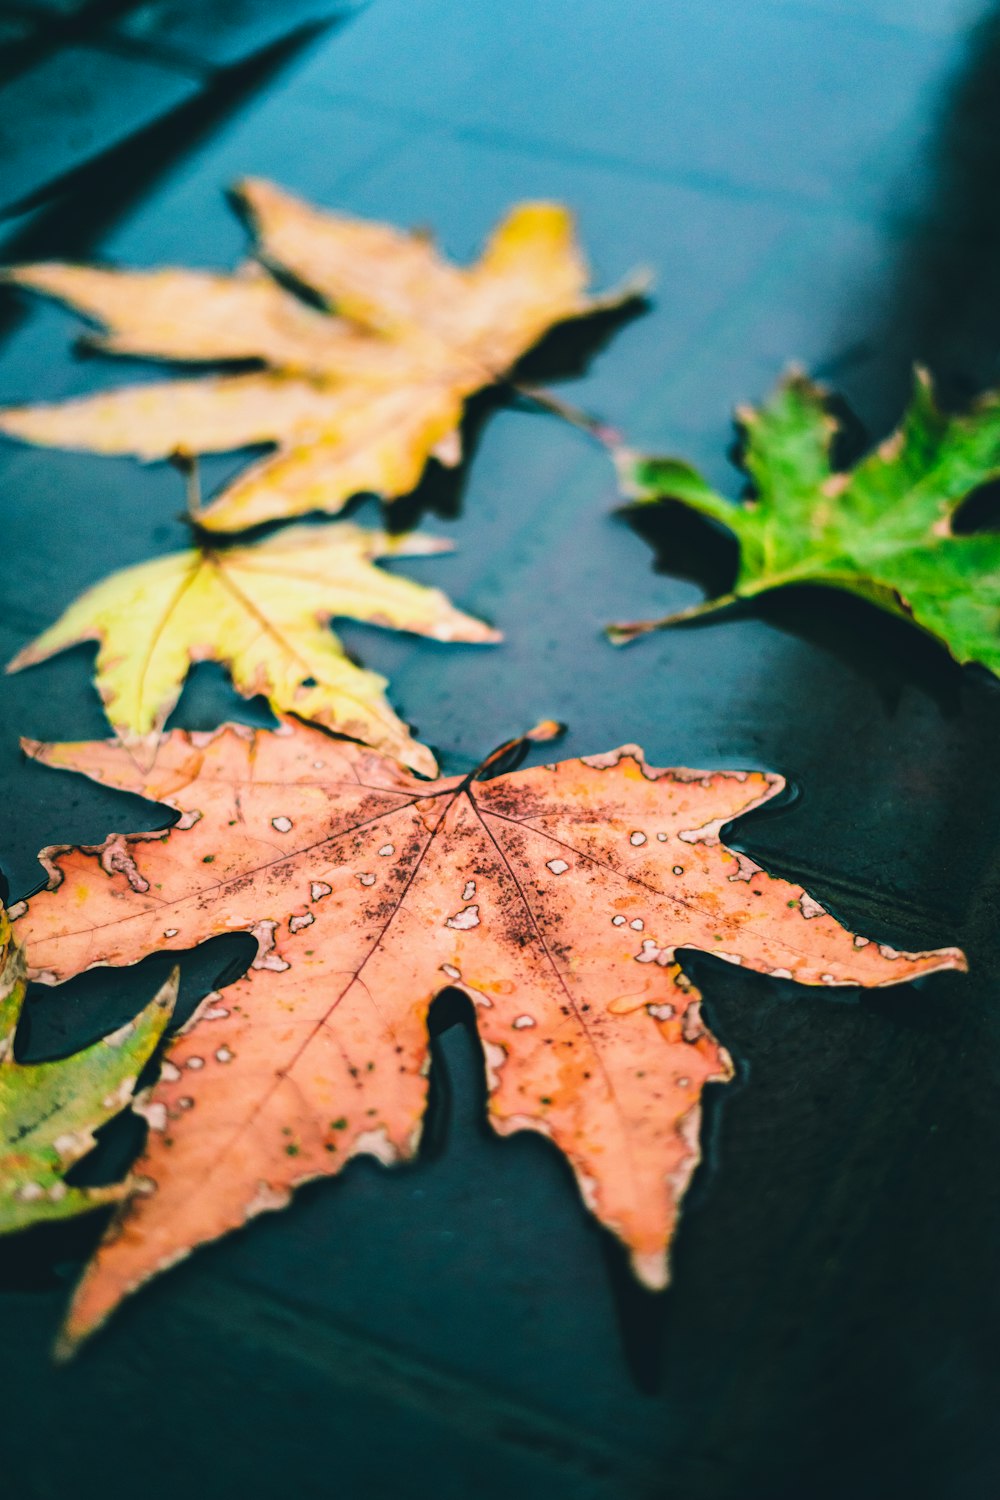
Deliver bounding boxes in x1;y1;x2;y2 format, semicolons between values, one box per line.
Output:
15;720;964;1353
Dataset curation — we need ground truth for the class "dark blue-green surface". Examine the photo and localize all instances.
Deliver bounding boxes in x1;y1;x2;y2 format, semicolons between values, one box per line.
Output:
0;3;998;1497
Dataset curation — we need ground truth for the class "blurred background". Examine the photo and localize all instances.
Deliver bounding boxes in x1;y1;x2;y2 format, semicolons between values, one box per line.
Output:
1;3;999;1498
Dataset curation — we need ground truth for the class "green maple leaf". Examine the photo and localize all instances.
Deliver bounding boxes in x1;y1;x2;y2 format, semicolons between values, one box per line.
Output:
0;910;176;1234
609;367;1000;673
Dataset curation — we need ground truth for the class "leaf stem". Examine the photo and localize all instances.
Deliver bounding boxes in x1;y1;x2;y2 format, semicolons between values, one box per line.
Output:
469;720;565;783
169;452;203;525
606;592;741;645
513;384;622;448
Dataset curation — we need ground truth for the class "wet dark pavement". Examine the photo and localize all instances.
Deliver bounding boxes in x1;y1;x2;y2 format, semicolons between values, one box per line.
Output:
0;3;999;1497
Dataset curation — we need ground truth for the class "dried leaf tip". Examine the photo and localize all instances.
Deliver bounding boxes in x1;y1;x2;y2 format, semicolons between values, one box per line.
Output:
470;719;566;782
525;719;565;743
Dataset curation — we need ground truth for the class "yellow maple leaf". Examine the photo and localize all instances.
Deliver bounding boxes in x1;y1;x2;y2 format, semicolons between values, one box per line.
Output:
0;181;640;530
7;522;499;776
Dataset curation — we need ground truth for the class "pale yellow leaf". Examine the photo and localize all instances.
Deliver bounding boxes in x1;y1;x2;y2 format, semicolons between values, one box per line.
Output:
8;523;499;775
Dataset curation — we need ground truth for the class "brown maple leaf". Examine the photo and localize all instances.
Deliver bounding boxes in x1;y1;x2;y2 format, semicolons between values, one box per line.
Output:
0;182;639;531
16;720;963;1353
